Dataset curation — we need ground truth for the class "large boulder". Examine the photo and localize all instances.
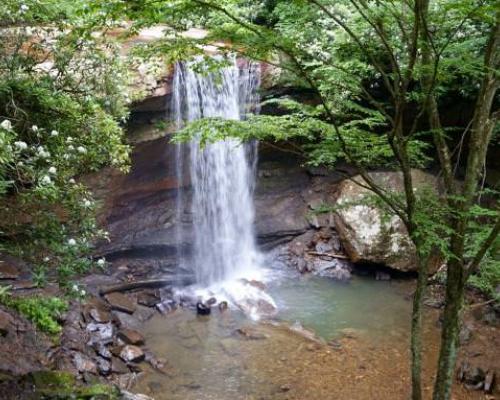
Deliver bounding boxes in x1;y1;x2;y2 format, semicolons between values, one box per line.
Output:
334;170;440;272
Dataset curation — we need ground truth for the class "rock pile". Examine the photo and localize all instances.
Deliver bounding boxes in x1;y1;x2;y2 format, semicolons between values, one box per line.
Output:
284;227;352;281
56;288;170;388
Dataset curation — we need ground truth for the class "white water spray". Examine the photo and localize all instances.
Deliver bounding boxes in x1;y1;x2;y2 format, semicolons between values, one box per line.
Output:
172;58;270;308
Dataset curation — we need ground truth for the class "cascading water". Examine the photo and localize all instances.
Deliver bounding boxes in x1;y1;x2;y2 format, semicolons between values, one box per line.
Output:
172;57;267;303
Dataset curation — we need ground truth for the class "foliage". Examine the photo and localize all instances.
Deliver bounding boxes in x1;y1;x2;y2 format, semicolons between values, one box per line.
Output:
119;2;499;397
468;257;500;301
0;0;130;289
0;287;68;335
27;370;121;399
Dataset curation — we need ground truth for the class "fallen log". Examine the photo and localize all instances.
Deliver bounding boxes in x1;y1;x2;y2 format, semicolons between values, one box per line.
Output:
99;276;193;295
307;251;349;260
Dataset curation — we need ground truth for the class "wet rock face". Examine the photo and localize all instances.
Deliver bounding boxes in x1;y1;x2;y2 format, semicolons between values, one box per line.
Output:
88;136;345;271
334;170;440;272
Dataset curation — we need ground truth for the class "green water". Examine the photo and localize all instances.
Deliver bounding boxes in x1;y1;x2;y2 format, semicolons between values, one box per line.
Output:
134;274;435;400
268;273;413;341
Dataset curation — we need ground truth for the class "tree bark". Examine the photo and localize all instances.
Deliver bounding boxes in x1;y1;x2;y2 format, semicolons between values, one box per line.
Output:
433;14;500;400
432;260;466;400
411;253;431;400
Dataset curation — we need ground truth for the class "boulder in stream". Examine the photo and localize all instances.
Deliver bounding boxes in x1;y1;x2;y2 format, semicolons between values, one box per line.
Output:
334;170;441;272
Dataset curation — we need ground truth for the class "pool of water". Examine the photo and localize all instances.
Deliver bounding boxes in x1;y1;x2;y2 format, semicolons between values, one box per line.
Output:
133;271;457;400
268;272;413;341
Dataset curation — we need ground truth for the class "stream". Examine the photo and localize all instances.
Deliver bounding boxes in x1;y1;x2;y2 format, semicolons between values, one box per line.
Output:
132;267;467;400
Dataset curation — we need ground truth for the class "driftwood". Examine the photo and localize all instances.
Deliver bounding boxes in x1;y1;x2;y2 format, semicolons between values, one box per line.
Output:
99;276;193;295
466;299;496;309
307;251;349;260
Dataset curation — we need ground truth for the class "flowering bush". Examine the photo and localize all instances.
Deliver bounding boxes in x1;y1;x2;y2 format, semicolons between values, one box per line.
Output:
0;0;130;290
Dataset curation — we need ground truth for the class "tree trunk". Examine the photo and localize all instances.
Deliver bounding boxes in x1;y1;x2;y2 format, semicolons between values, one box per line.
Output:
432;14;499;400
411;254;430;400
432;261;466;399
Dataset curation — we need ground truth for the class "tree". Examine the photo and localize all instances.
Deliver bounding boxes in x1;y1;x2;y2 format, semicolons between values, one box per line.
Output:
0;0;130;291
111;1;498;398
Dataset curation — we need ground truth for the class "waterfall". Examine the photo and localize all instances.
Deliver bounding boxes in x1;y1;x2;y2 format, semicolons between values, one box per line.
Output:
172;57;262;288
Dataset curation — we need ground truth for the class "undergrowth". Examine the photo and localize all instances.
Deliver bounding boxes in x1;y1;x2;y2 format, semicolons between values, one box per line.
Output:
0;286;68;335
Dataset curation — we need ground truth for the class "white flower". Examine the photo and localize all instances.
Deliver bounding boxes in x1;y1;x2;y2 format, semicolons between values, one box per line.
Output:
83;199;92;207
68;144;74;151
50;130;58;137
0;120;12;130
31;125;38;132
20;4;29;12
67;238;76;246
80;289;86;296
97;258;105;266
43;256;50;262
14;141;28;150
48;166;57;175
77;146;86;154
72;284;78;291
17;161;24;166
66;136;73;143
69;178;76;184
40;175;52;185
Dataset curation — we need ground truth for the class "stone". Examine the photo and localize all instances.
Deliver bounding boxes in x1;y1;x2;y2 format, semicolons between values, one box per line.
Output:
235;296;277;318
89;307;112;323
86;322;113;345
61;326;87;352
114;306;155;330
296;258;308;273
145;351;166;371
12;280;36;290
280;384;291;392
104;293;136;314
484;370;495;393
459;323;473;345
196;302;211;315
156;300;176;315
334;170;441;272
0;263;19;280
235;327;269;340
118;329;145;345
119;345;145;363
137;291;160;307
206;297;217;306
72;352;97;374
96;357;111;376
128;363;142;373
457;362;469;382
120;390;155;400
0;309;13;336
315;241;333;254
248;280;266;290
310;259;351;281
464;366;486;385
93;343;112;360
111;357;130;374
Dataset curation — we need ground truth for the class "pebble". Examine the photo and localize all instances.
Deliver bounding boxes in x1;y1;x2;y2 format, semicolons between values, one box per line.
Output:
119;345;145;363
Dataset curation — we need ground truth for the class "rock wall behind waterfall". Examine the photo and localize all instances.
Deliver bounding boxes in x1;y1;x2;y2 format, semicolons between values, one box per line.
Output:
85;133;348;276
